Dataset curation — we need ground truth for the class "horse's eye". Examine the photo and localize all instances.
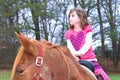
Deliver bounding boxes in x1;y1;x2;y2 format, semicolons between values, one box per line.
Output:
16;68;24;75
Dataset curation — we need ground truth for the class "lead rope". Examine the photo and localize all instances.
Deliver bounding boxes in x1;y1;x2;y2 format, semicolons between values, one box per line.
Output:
56;47;70;80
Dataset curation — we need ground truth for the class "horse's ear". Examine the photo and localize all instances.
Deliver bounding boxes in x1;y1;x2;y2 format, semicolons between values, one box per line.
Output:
15;32;30;50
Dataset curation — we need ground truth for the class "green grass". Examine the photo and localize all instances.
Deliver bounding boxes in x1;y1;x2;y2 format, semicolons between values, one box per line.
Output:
109;75;120;80
0;70;11;80
0;70;120;80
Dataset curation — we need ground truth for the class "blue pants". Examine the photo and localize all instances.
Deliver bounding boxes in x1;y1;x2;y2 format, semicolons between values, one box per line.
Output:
79;60;94;72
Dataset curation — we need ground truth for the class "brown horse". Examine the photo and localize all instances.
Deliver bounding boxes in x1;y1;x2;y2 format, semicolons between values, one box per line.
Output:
11;32;97;80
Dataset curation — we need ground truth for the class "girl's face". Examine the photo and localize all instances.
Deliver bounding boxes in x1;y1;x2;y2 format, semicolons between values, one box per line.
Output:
69;11;80;26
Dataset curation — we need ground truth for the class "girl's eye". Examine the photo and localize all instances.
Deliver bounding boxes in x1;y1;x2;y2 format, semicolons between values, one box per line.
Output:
71;14;74;17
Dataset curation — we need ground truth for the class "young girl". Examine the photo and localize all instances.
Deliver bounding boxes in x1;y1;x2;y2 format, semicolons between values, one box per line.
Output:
65;7;110;80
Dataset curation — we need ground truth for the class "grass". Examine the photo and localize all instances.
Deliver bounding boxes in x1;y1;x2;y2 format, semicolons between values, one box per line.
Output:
0;70;120;80
0;70;11;80
109;75;120;80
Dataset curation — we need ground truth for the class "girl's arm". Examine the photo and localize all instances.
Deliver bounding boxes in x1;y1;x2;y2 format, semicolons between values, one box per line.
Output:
75;32;92;56
66;39;80;61
67;32;92;57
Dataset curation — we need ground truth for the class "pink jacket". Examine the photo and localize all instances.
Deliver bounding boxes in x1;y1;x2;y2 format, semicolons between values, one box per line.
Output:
65;25;97;61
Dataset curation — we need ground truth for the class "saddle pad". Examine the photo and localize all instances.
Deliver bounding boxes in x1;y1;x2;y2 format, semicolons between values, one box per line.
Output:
81;65;97;80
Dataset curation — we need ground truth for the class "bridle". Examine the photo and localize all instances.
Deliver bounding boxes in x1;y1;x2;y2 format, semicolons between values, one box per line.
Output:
33;44;43;80
33;43;70;80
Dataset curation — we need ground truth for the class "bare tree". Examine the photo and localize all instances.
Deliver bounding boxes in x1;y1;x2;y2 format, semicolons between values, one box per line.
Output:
107;0;119;68
96;0;105;57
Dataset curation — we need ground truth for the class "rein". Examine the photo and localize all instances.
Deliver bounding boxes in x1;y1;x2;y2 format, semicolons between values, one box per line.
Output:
33;44;43;80
56;47;70;80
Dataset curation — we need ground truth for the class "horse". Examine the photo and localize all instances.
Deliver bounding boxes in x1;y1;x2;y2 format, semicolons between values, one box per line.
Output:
11;32;97;80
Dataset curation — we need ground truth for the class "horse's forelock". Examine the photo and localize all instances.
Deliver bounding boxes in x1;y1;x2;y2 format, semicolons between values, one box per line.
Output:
11;46;25;80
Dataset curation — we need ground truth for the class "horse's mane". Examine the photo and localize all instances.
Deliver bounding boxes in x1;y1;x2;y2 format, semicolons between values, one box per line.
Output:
41;40;76;61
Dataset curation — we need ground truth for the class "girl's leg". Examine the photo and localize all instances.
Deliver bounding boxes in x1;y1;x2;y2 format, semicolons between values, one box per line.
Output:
92;61;110;80
79;60;94;72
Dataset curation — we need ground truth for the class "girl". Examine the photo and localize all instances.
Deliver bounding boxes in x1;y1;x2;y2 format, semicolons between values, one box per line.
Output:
65;7;110;80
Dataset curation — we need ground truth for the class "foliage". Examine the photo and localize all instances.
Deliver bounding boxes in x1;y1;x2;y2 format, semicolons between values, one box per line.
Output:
94;45;112;58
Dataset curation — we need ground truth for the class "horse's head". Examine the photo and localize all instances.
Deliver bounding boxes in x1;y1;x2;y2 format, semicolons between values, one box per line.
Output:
11;32;72;80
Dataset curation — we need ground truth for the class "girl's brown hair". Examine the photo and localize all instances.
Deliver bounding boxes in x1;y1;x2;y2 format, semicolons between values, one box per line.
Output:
68;7;90;29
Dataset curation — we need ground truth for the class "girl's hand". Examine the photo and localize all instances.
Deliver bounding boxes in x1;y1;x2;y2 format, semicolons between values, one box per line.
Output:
72;54;80;61
74;53;81;61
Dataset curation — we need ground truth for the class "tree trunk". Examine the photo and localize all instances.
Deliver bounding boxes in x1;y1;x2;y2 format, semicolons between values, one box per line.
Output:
73;0;77;7
108;0;118;68
31;0;40;40
97;0;106;57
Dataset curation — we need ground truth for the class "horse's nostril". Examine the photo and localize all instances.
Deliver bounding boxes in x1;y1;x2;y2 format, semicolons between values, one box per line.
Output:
16;68;24;75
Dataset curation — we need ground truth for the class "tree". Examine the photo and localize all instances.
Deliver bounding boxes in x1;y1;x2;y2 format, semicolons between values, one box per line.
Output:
96;0;105;57
107;0;119;68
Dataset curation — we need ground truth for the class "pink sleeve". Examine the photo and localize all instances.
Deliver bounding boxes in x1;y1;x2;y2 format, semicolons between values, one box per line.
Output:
83;25;92;33
65;30;71;39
